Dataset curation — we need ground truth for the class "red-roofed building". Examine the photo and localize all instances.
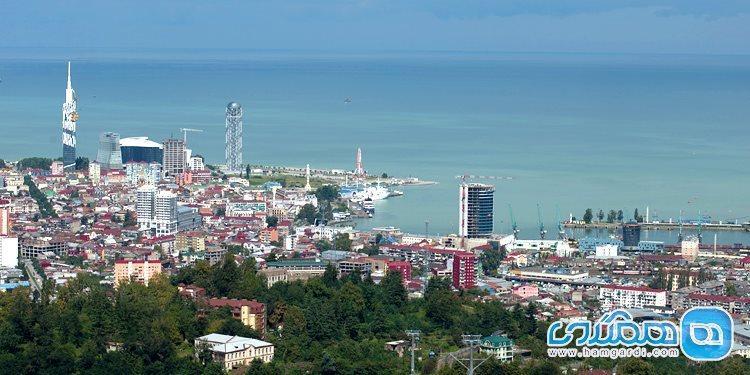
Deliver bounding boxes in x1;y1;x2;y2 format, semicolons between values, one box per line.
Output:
205;298;266;336
452;252;477;289
685;293;750;314
387;261;412;282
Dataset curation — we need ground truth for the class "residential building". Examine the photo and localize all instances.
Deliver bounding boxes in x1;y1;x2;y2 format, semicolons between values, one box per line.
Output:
50;160;64;175
114;259;163;287
20;238;66;259
598;284;667;310
125;162;161;185
188;156;205;171
684;294;750;315
458;183;494;239
0;237;18;268
452;252;476;289
0;199;10;236
480;335;514;362
206;298;266;336
681;237;700;261
88;161;101;185
162;138;186;176
386;260;412;282
194;334;274;370
176;231;206;252
136;186;179;237
258;268;288;288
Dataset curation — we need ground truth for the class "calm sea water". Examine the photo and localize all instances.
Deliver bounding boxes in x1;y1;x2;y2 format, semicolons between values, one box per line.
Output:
1;48;749;243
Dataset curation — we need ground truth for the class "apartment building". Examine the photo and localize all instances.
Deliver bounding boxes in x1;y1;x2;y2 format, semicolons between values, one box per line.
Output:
598;284;667;310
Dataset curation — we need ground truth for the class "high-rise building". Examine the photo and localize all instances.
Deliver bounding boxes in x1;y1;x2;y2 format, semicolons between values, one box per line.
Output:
120;137;163;164
114;259;163;287
622;223;641;251
452;252;477;289
0;237;18;269
0;199;11;236
225;102;243;173
61;62;78;170
136;185;179;237
125;162;161;185
88;161;101;185
458;183;494;238
162;138;186;176
96;132;123;171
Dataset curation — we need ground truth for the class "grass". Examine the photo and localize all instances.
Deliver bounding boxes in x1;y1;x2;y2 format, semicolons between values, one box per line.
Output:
246;174;329;189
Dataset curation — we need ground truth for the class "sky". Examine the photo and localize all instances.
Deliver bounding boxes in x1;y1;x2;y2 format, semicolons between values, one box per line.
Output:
2;1;750;54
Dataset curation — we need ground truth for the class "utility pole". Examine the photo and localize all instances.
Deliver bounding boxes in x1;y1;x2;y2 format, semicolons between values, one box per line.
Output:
405;330;421;375
449;334;488;375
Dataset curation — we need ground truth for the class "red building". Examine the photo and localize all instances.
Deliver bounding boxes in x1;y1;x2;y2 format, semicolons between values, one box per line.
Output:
387;261;412;282
452;252;476;289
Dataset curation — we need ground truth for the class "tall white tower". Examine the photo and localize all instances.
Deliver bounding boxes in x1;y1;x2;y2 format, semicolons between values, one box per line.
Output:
62;61;78;171
225;102;243;173
354;147;365;177
305;164;311;191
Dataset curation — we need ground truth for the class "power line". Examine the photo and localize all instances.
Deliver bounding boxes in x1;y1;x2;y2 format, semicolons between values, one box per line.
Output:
405;330;421;374
449;334;489;375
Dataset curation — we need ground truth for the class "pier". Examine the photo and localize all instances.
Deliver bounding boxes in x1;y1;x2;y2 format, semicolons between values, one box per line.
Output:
564;222;750;232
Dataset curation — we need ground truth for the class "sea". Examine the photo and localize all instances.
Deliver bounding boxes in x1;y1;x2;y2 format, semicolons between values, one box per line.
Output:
1;48;749;244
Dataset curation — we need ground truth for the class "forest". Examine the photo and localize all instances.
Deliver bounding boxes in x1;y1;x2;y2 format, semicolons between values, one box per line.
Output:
1;254;749;374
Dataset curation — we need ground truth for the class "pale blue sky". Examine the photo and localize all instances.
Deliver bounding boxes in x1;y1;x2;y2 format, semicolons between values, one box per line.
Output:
2;1;749;54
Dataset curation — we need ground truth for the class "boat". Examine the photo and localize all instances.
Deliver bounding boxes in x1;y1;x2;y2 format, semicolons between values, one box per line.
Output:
362;198;375;215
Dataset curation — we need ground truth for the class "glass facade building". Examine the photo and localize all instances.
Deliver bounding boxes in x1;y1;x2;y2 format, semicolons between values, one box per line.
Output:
95;132;123;171
120;137;163;164
459;183;495;238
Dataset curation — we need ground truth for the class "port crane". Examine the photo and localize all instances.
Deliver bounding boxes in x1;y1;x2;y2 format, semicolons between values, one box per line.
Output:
179;128;203;145
508;204;519;239
537;203;547;240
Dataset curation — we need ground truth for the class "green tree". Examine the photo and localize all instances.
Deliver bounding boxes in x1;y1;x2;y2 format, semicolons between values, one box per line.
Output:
315;185;340;202
333;233;352;251
583;208;593;224
265;215;279;228
726;282;738;296
381;270;407;309
425;277;458;328
617;209;624;222
479;246;505;276
296;203;317;225
617;357;657;375
597;209;605;222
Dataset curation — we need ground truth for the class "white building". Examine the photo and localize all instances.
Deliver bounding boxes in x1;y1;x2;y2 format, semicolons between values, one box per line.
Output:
595;244;619;258
136;186;178;237
188;156;205;171
0;237;18;268
681;236;700;260
598;284;667;310
195;333;273;371
226;201;267;217
50;161;65;175
125;162;161;185
88;161;101;185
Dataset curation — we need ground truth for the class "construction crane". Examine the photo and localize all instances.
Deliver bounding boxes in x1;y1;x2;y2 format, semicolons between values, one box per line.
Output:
537;203;547;240
508;204;519;239
179;128;203;145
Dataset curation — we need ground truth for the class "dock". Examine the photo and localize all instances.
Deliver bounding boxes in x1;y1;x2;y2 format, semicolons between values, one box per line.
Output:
564;222;750;232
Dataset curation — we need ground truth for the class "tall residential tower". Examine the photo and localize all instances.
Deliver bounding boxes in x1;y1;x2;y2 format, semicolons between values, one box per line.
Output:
225;102;243;173
96;132;123;171
62;62;79;170
458;182;495;239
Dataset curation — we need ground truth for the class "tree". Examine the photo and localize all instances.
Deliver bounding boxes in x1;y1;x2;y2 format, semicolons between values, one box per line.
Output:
333;233;352;251
425;277;458;328
583;209;593;224
245;165;251;179
381;270;407;308
617;209;624;222
607;210;617;223
315;185;340;202
597;209;604;222
75;156;89;171
634;208;644;222
265;216;278;228
617;358;656;375
123;211;136;227
296;204;317;225
726;282;738;296
479;246;505;276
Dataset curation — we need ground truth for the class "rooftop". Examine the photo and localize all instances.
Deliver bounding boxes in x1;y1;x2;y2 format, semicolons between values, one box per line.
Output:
120;137;163;149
